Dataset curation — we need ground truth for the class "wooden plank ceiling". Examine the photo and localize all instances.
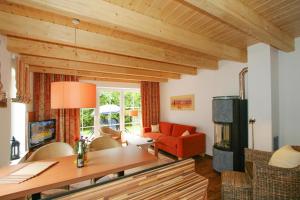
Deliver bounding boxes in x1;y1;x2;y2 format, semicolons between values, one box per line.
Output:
0;0;299;83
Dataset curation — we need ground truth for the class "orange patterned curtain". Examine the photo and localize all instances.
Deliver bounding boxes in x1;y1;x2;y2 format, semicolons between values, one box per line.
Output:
141;81;160;128
14;58;31;103
33;73;80;146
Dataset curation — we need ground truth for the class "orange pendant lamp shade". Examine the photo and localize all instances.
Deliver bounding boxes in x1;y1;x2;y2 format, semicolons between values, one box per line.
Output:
51;82;96;109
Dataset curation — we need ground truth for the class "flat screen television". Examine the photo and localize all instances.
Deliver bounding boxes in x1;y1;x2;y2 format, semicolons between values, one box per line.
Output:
29;119;56;149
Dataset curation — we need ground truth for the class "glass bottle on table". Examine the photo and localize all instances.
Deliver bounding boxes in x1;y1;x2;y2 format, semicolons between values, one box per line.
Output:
77;140;84;168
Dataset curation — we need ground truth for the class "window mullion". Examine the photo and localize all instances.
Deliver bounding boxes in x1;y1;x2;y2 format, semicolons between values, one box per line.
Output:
120;90;125;132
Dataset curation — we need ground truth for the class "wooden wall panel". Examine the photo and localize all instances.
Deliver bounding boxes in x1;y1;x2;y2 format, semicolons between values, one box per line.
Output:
55;159;208;200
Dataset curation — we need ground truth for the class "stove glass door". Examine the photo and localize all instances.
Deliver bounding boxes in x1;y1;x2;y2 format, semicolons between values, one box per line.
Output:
214;123;231;150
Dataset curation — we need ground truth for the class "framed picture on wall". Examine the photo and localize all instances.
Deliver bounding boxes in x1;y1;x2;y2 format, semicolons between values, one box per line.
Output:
170;94;194;111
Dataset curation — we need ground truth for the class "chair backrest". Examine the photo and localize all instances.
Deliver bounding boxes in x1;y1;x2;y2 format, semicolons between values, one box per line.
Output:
26;142;74;162
89;136;121;152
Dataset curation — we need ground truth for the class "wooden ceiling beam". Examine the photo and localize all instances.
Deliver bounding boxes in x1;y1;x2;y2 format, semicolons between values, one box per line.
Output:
21;55;180;79
7;37;197;75
29;66;167;82
7;0;247;62
0;9;217;68
79;77;140;84
183;0;294;52
0;3;219;69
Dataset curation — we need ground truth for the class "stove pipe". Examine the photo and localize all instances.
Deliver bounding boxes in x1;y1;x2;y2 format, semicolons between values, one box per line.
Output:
239;67;248;100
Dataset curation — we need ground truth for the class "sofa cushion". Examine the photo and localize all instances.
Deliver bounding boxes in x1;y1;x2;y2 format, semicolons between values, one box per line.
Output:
143;132;164;140
151;124;159;132
157;136;178;148
171;124;196;137
159;122;173;136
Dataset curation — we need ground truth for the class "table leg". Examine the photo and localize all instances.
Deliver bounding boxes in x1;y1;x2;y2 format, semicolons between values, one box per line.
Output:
32;193;41;200
154;145;158;158
117;171;124;177
140;144;149;152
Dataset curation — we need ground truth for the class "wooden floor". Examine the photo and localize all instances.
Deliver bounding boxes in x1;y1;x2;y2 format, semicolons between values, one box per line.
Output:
195;156;221;200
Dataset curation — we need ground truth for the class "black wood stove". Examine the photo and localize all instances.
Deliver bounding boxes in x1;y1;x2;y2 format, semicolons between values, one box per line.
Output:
212;96;248;172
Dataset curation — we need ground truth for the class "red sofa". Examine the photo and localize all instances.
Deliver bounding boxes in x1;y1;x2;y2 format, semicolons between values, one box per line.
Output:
143;122;205;159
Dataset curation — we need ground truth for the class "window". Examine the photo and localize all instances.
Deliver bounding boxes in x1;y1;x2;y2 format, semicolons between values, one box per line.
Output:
124;91;141;135
79;88;142;137
99;91;121;131
80;108;95;138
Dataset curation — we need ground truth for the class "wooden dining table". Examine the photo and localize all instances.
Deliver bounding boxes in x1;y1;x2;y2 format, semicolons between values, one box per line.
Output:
0;146;157;200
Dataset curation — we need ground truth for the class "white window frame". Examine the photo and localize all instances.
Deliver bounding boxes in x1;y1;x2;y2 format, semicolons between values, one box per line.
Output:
80;108;95;136
96;87;141;135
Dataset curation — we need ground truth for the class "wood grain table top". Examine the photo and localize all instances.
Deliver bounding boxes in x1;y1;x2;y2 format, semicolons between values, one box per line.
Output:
0;146;157;200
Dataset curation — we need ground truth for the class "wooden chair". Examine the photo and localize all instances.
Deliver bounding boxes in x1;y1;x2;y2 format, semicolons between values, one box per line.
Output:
26;142;74;198
88;136;122;152
26;142;74;162
88;136;122;183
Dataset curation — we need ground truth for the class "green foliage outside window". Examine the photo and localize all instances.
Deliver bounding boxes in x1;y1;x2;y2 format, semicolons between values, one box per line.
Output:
80;108;94;138
80;90;142;136
81;109;94;127
99;91;120;105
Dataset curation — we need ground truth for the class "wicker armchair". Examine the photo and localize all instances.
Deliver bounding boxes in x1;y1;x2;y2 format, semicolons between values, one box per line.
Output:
222;146;300;200
99;126;123;142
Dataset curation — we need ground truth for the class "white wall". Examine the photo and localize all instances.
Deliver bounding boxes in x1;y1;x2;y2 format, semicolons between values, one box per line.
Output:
271;47;279;149
11;103;27;153
278;37;300;146
160;38;300;156
247;43;276;151
0;35;12;166
0;35;33;166
160;61;245;155
10;58;31;154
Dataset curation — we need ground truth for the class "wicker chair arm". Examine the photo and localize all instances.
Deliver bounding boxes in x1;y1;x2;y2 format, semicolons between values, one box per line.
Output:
244;148;272;163
253;160;300;199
